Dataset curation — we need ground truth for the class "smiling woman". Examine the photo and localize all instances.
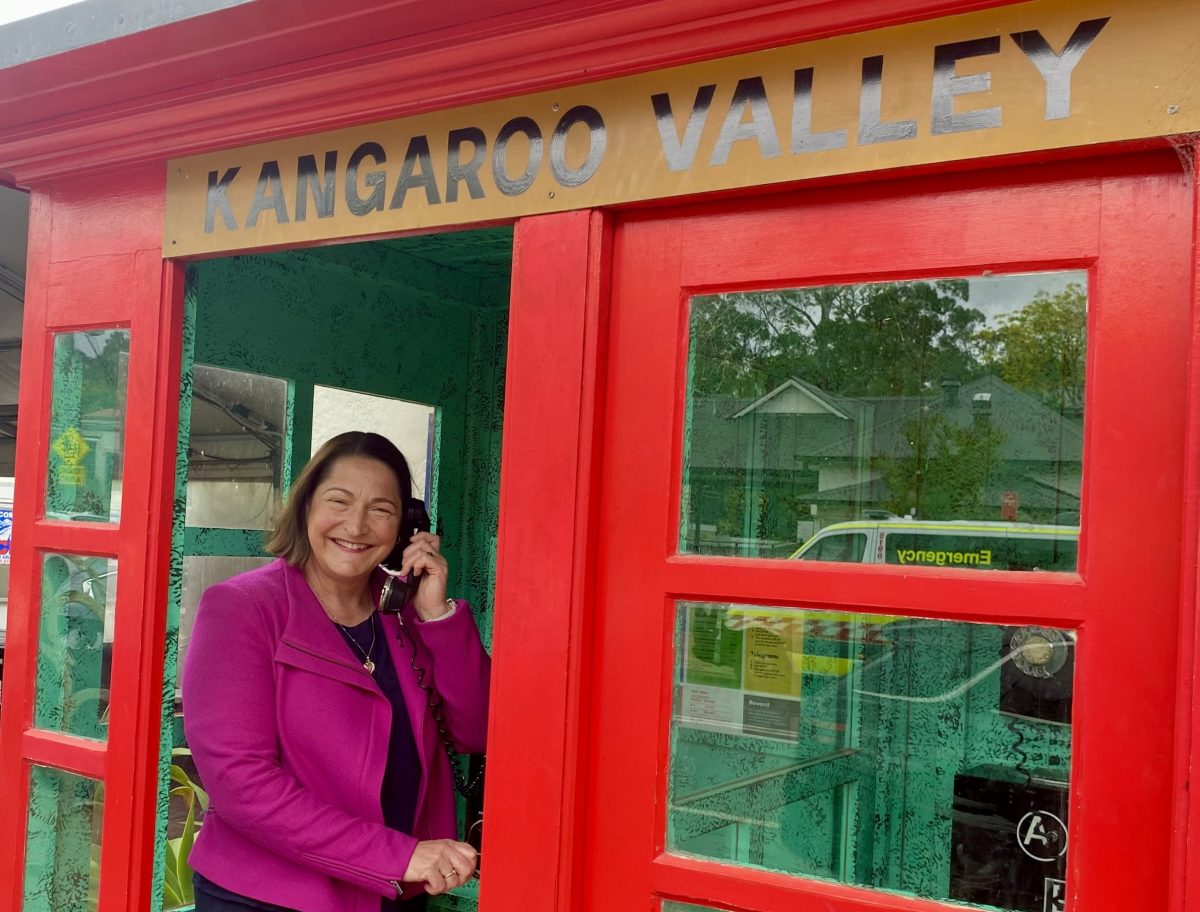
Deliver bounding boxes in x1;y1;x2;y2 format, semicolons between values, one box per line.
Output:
181;431;490;912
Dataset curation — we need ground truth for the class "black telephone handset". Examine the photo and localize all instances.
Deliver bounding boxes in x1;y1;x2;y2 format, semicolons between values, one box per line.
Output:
379;498;430;614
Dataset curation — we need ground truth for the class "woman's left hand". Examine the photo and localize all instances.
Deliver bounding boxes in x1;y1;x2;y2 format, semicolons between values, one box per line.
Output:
400;530;451;620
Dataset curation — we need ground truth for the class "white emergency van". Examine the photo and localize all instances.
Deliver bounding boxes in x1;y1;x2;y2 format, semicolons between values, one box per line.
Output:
790;519;1079;571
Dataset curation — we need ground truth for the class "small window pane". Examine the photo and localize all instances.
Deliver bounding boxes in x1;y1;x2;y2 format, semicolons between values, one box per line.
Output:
33;554;115;740
670;602;1073;912
46;330;129;523
186;365;288;530
175;555;273;695
312;386;436;500
681;273;1085;569
23;765;103;912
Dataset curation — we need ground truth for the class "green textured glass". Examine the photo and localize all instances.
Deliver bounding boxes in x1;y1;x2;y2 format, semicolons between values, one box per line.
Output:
23;765;103;912
679;272;1086;567
33;554;116;740
669;602;1073;912
662;904;723;911
46;330;130;524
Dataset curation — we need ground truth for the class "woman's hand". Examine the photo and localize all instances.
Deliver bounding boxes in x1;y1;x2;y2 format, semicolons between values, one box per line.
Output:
399;530;451;619
402;838;477;894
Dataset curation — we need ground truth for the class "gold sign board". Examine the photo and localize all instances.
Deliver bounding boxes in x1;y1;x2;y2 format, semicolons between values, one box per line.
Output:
165;0;1198;256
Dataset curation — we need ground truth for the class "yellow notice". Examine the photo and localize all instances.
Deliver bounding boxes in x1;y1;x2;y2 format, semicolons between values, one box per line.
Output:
744;623;803;697
52;428;91;487
166;0;1200;256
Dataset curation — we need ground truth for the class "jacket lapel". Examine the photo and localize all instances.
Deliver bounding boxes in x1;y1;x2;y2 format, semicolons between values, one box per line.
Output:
277;561;379;694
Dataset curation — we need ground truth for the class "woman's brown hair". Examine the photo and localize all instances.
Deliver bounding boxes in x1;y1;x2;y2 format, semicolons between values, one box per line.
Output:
266;431;414;566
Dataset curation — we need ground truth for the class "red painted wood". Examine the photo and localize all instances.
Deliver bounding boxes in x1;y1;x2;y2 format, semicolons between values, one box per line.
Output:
584;154;1191;911
1064;164;1191;911
20;730;107;781
662;559;1087;626
1179;134;1200;912
653;853;994;912
0;0;1028;183
676;172;1100;290
118;257;185;912
28;522;122;554
485;210;610;912
0;167;176;912
0;186;60;912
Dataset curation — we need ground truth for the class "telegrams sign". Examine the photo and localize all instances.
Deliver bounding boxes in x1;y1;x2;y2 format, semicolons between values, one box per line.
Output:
165;0;1198;256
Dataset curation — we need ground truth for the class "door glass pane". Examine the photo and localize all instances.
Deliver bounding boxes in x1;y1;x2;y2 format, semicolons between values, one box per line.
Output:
23;765;103;912
185;365;288;530
680;273;1086;567
46;330;129;524
33;554;116;740
669;602;1073;912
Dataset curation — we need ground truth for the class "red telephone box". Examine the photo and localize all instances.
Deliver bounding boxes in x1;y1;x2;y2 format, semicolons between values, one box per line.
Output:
0;2;1197;912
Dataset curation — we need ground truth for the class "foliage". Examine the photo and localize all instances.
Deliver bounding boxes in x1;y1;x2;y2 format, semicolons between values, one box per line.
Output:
977;283;1087;413
874;413;1006;519
77;330;130;416
689;279;983;398
163;750;209;910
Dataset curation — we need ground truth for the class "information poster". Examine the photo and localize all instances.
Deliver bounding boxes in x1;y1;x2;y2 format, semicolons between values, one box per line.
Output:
678;606;805;742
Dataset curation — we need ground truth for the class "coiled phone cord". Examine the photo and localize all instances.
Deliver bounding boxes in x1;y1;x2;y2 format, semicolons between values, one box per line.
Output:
394;612;486;799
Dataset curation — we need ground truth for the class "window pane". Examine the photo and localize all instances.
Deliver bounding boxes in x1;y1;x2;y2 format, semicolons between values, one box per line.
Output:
46;330;129;523
670;602;1073;912
23;765;103;912
312;386;436;500
186;365;288;530
681;273;1085;569
175;555;273;695
34;554;115;740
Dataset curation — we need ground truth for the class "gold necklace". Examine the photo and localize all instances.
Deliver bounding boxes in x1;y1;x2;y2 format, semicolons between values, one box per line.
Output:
308;578;377;674
335;613;378;674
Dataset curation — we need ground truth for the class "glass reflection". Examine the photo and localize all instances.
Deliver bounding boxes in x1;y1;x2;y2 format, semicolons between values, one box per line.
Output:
46;330;130;524
669;602;1073;911
185;365;288;531
681;273;1085;568
23;765;104;912
33;554;116;741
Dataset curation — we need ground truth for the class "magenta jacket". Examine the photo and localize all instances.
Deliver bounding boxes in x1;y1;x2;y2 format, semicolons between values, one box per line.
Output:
182;559;490;912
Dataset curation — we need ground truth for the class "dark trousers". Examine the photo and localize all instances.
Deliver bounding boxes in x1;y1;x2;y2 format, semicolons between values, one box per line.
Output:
194;879;427;912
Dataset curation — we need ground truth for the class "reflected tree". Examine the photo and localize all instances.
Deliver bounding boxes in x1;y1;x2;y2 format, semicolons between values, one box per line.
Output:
690;280;984;397
875;414;1006;519
978;283;1086;415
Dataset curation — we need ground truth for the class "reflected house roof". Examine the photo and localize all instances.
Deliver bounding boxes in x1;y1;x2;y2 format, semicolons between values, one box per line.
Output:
687;375;1083;510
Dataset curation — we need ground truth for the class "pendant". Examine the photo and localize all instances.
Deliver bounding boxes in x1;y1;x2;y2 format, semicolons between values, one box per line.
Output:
363;659;376;674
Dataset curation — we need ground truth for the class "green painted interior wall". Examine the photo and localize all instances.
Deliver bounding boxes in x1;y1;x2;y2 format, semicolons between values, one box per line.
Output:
154;229;511;911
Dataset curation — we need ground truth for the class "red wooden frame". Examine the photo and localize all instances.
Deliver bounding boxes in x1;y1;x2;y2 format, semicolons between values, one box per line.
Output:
486;209;612;911
0;3;1195;912
0;166;182;912
583;153;1192;911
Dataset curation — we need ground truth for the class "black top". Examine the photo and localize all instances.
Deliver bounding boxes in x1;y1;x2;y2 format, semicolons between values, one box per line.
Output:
194;612;424;912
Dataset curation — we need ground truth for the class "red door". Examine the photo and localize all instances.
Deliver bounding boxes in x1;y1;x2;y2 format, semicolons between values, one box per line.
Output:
582;156;1191;912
